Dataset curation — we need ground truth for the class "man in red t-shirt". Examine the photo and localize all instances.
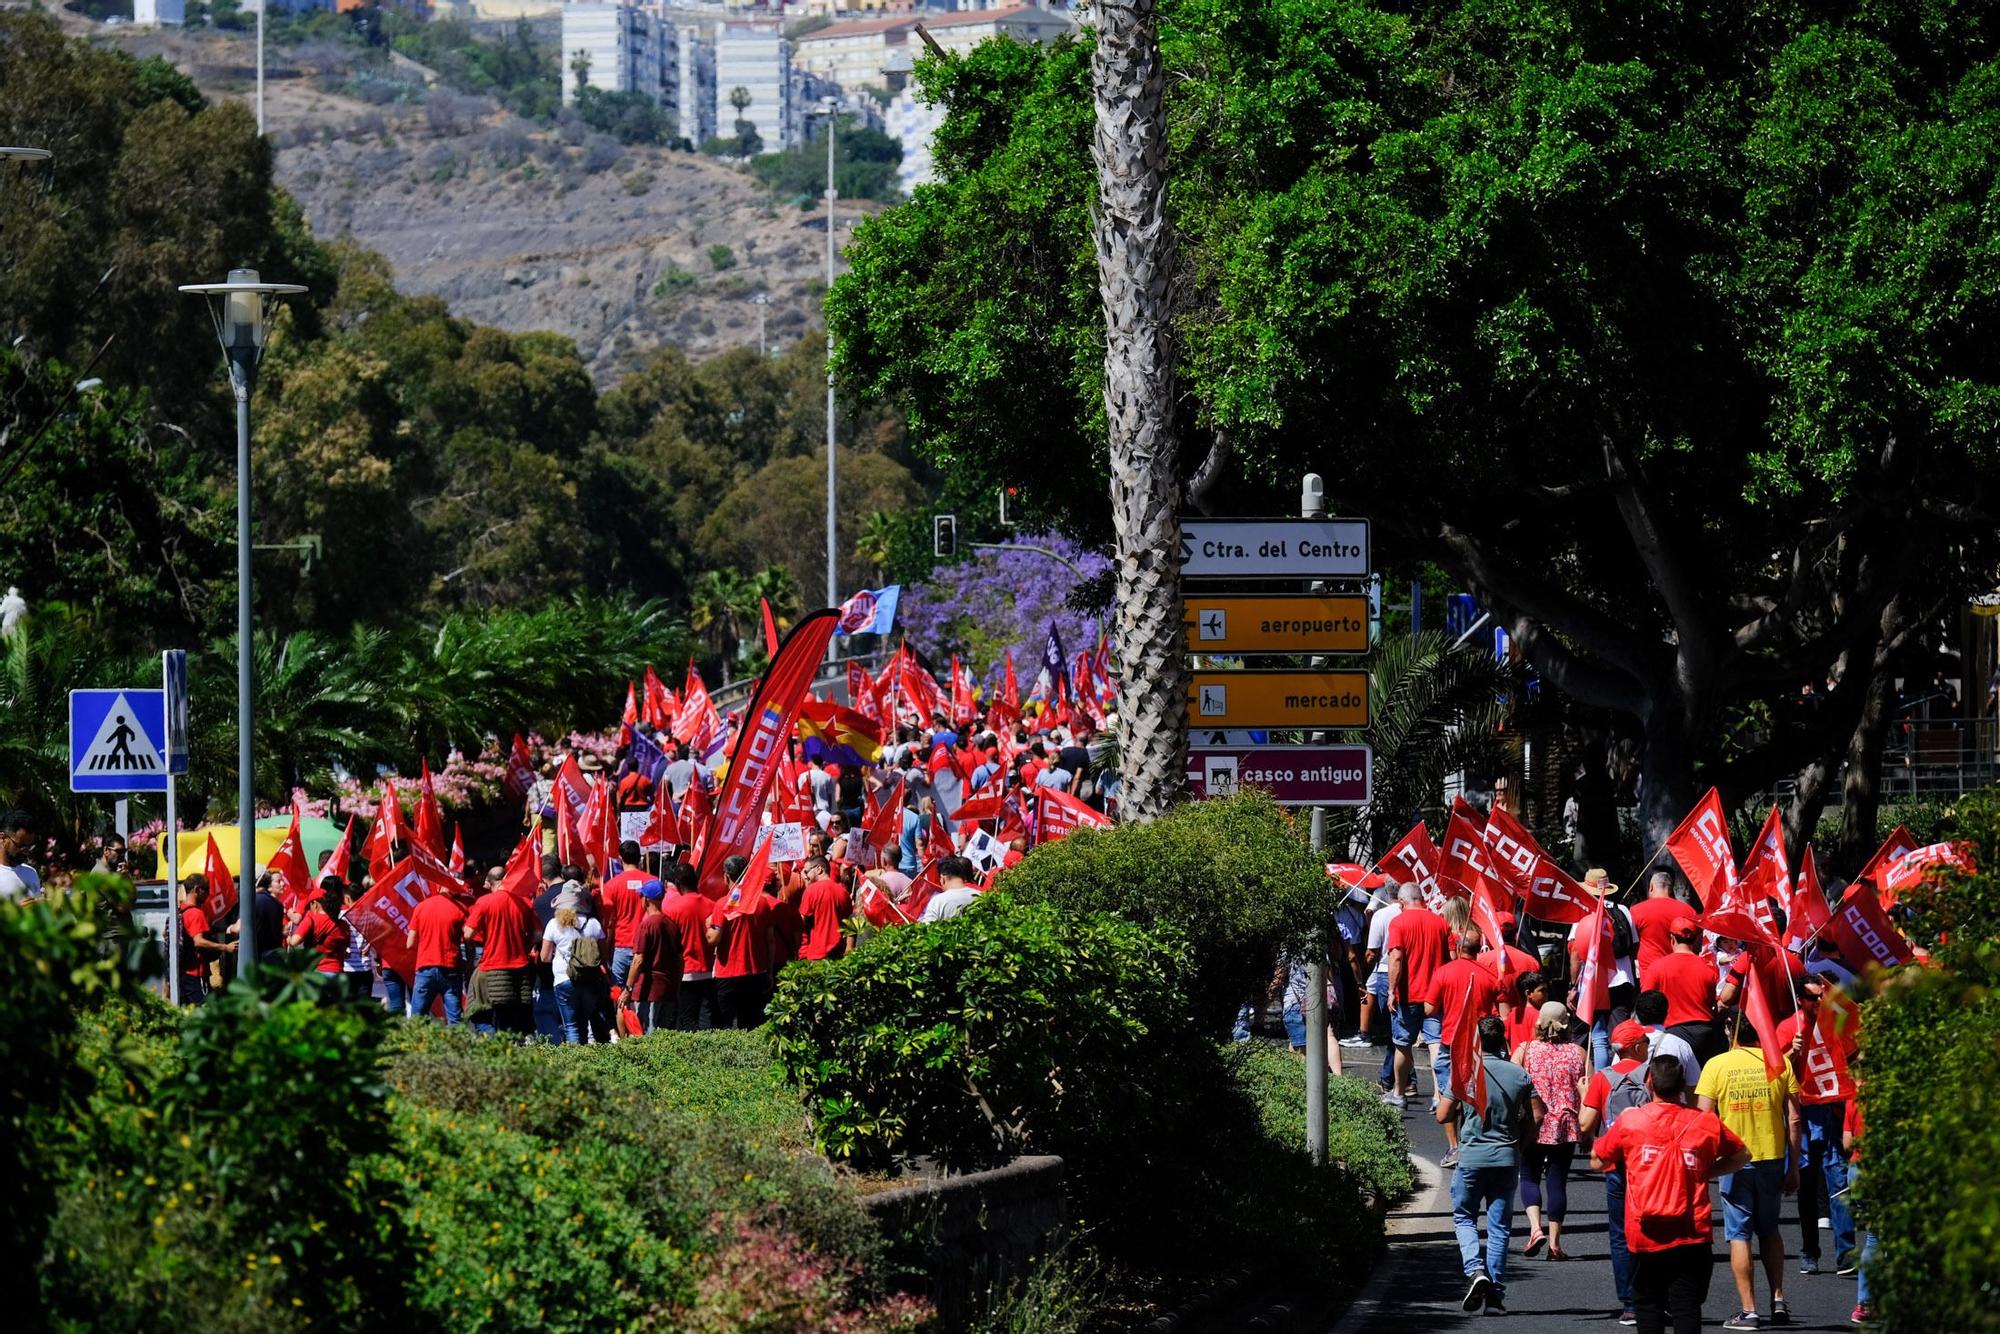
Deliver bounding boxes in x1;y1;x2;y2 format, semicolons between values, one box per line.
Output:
599;841;652;993
797;856;853;961
1592;1054;1751;1334
1580;1020;1656;1320
1629;871;1690;977
465;882;538;1035
662;863;716;1030
1386;883;1451;1109
708;853;777;1029
626;879;683;1034
1425;931;1504;1164
405;892;467;1023
1640;916;1721;1065
176;880;233;1005
1774;977;1858;1276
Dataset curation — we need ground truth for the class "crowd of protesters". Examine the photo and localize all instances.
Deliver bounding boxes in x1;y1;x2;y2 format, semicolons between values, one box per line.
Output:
1295;847;1879;1329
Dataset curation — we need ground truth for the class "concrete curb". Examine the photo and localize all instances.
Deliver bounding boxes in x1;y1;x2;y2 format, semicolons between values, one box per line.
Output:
1323;1139;1450;1334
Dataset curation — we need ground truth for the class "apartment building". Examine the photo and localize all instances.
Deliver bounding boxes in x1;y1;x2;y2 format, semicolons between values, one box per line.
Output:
792;4;1073;94
715;22;795;150
561;1;665;105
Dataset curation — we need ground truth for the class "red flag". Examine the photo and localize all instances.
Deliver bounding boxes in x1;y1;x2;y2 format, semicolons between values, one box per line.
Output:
695;611;840;898
1876;840;1976;908
1574;892;1611;1025
1666;788;1735;912
202;833;238;921
899;652;943;725
642;663;676;731
504;733;535;803
761;597;781;658
623;680;640;726
1783;845;1833;951
1377;822;1450;913
926;811;956;863
364;792;399;887
377;776;407;850
952;768;1007;823
1448;976;1489;1121
866;779;906;859
1035;787;1110;843
1739;955;1789;1081
414;758;447;857
576;777;614;877
1852;824;1918;895
1002;650;1020;711
639;776;682;851
268;805;313;910
1471;893;1511;978
723;828;775;917
320;814;356;887
1440;798;1511;916
553;775;581;869
1737;805;1793;915
1826;882;1917;970
347;855;456;989
951;654;977;726
1795;1005;1857;1103
498;825;541;901
675;662;723;753
1481;805;1542;897
1522;855;1595;924
682;776;713;864
447;825;465;875
860;873;915;928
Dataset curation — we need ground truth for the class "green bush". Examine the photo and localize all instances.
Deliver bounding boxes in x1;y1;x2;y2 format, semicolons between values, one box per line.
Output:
1856;788;2000;1328
998;791;1327;1034
769;894;1200;1174
1225;1042;1417;1204
707;243;737;270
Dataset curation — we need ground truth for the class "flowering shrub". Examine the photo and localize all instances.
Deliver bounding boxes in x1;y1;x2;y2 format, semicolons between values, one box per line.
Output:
672;1221;931;1334
897;533;1109;678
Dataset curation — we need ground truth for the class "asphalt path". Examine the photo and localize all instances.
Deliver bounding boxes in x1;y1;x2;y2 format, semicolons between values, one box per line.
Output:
1330;1047;1861;1332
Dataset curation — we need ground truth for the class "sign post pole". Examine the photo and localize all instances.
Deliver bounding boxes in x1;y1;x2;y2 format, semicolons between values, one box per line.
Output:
162;650;188;1004
1302;474;1329;1168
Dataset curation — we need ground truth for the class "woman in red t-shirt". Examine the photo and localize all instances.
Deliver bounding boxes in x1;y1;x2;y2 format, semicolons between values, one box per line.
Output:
288;890;348;975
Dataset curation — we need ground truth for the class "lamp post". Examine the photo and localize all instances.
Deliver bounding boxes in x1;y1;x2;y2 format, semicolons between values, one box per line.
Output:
179;269;305;973
812;99;838;626
751;290;770;358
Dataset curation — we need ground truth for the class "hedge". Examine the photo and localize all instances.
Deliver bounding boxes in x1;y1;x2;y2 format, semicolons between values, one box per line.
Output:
1856;789;2000;1329
996;791;1328;1035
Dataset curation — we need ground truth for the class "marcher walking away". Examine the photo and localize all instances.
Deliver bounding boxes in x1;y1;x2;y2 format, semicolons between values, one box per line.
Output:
1580;1021;1658;1325
1439;1016;1541;1315
542;889;608;1044
626;878;682;1034
1697;1027;1803;1329
1513;999;1586;1260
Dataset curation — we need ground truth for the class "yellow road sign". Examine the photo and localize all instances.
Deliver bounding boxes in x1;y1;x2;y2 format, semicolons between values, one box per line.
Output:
1183;595;1370;653
1185;671;1371;729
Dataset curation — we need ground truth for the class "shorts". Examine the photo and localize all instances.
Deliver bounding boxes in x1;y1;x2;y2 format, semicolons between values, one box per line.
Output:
1283;1004;1307;1049
1720;1160;1785;1240
1390;1001;1440;1048
1368;972;1389;1003
1433;1044;1452;1096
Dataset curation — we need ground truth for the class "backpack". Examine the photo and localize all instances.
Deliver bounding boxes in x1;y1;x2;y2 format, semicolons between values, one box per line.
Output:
568;929;605;983
1608;903;1636;961
1603;1064;1652;1128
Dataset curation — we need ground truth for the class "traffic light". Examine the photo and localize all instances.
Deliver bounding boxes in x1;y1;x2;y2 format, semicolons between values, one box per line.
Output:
934;514;957;558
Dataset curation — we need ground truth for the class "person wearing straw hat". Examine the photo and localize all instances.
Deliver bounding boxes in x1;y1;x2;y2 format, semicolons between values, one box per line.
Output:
1570;868;1638;1067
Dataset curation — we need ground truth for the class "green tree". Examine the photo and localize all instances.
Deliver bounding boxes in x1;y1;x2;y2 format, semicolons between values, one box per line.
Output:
832;0;2000;858
695;450;925;604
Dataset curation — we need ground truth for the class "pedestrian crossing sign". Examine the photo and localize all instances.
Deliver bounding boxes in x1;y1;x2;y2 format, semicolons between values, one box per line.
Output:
70;688;169;793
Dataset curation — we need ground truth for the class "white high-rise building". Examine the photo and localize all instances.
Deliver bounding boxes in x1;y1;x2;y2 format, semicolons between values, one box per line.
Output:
674;28;716;145
562;2;663;106
133;0;186;25
715;23;794;151
886;83;946;193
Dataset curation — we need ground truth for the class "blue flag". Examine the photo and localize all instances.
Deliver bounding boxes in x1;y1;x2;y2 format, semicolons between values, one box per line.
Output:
836;585;901;637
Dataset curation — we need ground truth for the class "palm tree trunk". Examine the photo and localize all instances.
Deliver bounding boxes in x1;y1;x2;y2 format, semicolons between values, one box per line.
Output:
1092;0;1184;822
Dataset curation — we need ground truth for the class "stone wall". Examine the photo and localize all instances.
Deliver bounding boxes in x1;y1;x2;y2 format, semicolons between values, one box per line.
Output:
861;1154;1065;1322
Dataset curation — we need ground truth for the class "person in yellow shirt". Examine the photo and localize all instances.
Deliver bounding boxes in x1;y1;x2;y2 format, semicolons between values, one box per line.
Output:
1697;1037;1803;1331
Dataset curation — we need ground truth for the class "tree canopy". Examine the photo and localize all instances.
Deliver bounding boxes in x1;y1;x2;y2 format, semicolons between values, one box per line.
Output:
831;0;2000;858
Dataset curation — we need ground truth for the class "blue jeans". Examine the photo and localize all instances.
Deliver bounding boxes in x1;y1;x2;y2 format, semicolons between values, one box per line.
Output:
1799;1102;1855;1264
1853;1166;1877;1304
380;969;407;1017
1452;1163;1515;1294
610;945;634;989
409;966;462;1024
553;977;602;1044
1589;1012;1612;1069
1606;1168;1635;1306
533;968;563;1040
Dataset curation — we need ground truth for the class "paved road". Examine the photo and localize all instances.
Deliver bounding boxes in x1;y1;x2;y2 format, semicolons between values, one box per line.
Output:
1332;1049;1860;1331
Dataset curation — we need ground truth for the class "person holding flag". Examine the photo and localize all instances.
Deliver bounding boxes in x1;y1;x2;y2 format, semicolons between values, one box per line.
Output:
1695;992;1804;1331
1437;1015;1541;1316
1424;931;1504;1168
1774;978;1858;1277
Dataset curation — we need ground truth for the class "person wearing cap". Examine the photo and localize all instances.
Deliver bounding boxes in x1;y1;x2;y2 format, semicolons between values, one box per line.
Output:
1570;868;1639;1068
542;882;610;1043
1696;1013;1803;1330
463;871;539;1035
1512;998;1586;1260
1581;1020;1658;1325
1642;915;1724;1066
1592;1054;1752;1334
625;878;682;1035
1634;990;1704;1094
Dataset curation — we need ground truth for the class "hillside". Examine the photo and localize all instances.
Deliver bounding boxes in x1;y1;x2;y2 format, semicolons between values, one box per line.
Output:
95;19;867;385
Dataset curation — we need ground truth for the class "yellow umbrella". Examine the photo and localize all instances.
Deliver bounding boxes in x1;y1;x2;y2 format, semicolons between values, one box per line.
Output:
174;825;291;880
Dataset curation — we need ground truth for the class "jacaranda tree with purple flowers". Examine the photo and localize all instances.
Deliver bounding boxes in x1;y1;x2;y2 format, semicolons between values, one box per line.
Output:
897;534;1109;681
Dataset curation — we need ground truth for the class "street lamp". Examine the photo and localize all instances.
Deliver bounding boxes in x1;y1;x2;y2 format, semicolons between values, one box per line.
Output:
179;268;305;973
750;290;770;358
0;147;52;161
809;98;838;631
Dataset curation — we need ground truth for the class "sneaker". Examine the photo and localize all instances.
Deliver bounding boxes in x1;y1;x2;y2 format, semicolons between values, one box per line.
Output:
1772;1298;1791;1326
1462;1274;1491;1313
1850;1303;1874;1326
1800;1258;1822;1275
1484;1291;1506;1315
1723;1314;1763;1331
1818;1217;1832;1231
1340;1035;1375;1048
1380;1090;1406;1109
1440;1148;1460;1168
1618;1311;1637;1328
1836;1259;1860;1277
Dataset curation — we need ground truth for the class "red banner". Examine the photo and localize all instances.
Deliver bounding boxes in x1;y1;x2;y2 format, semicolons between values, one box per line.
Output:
1036;787;1111;843
1666;787;1735;911
498;826;541;901
1480;805;1541;897
1575;892;1611;1025
1522;855;1595;924
695;611;839;898
1737;805;1792;915
1448;975;1489;1120
1783;845;1832;951
346;854;456;987
504;732;535;802
1827;883;1917;970
1796;1006;1857;1104
1876;841;1976;908
1852;824;1918;894
1377;822;1449;913
1439;798;1510;916
1740;956;1788;1082
202;833;237;922
269;806;313;911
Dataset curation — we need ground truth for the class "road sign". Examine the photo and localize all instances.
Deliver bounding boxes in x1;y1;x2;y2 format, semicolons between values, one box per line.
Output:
1187;745;1372;806
162;649;190;775
70;688;169;793
1184;594;1370;653
1186;670;1370;728
1179;518;1370;579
